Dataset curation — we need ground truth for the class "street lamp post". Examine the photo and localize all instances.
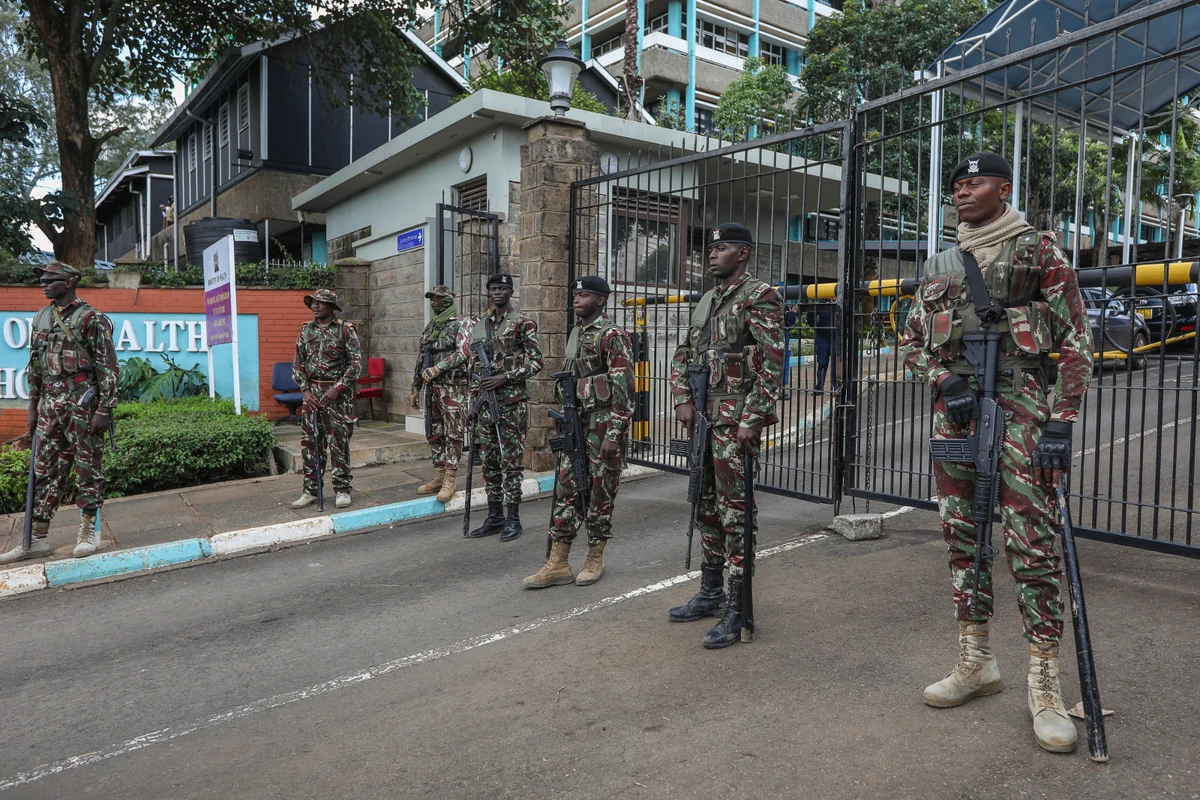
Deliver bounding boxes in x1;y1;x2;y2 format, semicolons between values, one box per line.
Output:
537;40;585;117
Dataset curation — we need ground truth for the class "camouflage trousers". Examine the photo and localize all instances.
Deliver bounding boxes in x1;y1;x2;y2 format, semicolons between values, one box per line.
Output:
33;387;105;521
301;391;356;494
475;400;527;505
697;407;759;579
427;380;469;472
550;413;625;546
932;371;1063;645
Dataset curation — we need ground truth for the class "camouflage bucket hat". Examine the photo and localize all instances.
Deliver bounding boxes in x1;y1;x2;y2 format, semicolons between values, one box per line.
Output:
304;288;342;311
425;284;455;300
35;260;84;280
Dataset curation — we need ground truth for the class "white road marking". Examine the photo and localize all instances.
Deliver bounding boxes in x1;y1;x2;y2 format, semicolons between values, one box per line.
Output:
0;533;831;792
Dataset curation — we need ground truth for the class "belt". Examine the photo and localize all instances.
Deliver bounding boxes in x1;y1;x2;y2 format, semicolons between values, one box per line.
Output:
44;374;90;391
310;379;340;386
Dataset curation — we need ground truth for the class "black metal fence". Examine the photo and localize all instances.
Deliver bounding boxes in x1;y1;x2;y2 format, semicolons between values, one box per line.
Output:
566;0;1200;556
436;202;500;318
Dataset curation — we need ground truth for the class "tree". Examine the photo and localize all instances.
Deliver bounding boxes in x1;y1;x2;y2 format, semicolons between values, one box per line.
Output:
15;0;563;271
620;0;643;119
0;87;46;255
463;65;609;115
713;57;794;143
799;0;991;122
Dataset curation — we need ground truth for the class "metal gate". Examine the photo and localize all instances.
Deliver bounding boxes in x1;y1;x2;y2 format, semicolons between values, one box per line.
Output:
843;0;1200;556
569;122;854;505
436;202;500;318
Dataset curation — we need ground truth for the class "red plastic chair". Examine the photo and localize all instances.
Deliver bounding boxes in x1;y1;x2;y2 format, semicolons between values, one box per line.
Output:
357;357;385;421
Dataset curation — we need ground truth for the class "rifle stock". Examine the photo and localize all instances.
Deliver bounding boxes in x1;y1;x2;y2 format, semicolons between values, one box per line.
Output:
422;345;434;439
462;414;478;538
741;448;756;643
471;342;505;462
548;369;591;559
669;364;710;570
313;406;325;512
22;432;36;550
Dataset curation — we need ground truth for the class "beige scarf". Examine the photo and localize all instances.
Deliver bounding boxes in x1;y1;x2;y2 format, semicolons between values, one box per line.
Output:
957;205;1035;271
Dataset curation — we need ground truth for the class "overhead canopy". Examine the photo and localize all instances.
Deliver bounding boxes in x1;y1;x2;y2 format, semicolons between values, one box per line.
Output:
935;0;1200;134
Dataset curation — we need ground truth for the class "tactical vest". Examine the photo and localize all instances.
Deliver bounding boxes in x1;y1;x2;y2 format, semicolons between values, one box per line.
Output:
920;232;1054;373
564;319;620;415
30;302;99;381
685;277;765;406
470;311;528;376
423;317;466;376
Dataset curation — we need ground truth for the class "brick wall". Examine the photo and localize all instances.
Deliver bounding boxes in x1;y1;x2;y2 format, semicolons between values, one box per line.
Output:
0;286;314;440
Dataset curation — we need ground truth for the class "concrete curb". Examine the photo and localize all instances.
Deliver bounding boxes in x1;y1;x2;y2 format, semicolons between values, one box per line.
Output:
0;469;650;600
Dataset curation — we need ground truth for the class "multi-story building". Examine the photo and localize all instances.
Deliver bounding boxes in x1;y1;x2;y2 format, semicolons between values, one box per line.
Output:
423;0;841;132
94;150;175;264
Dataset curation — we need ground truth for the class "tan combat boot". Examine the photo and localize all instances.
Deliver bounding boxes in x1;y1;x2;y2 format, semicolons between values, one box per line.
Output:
1028;643;1079;753
575;539;607;586
416;468;444;495
923;621;1003;708
74;509;99;558
0;521;52;563
436;471;457;503
523;541;575;589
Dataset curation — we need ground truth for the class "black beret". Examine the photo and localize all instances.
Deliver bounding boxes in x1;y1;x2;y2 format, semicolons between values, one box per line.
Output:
572;275;611;296
707;223;755;249
486;273;515;289
949;152;1013;190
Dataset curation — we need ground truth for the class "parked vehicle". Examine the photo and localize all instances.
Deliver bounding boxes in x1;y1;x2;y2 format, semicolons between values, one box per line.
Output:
1110;284;1199;344
1080;287;1152;370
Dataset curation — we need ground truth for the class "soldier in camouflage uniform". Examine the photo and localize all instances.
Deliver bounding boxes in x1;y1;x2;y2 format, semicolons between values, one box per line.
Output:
1;261;119;563
900;152;1094;754
463;273;544;542
524;276;634;589
410;285;471;504
291;289;363;510
666;224;785;649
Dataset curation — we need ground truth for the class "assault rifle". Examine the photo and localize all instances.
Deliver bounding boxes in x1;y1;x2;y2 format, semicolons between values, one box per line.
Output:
471;341;505;461
420;344;435;439
741;448;756;643
461;421;477;538
1056;479;1109;762
928;329;1005;614
669;363;710;570
312;405;326;511
547;369;590;558
78;373;117;449
22;432;37;550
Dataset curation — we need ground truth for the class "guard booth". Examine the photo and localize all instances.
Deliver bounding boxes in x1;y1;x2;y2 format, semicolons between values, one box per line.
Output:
567;0;1200;558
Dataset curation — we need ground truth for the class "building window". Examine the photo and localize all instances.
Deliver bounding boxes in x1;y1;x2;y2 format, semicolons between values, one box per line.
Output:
611;189;687;287
456;177;488;211
328;226;371;262
220;104;230;147
698;20;749;58
593;31;624;57
645;12;685;38
124;203;134;231
188;133;198;203
114;210;123;236
237;85;250;132
204;125;212;160
695;107;715;134
760;40;786;67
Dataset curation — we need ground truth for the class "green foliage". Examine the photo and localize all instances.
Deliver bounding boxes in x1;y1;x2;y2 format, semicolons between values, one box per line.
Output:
713;58;795;143
233;261;338;289
0;86;44;256
800;0;992;121
102;400;274;497
118;355;209;403
0;443;30;516
463;65;610;115
652;95;689;131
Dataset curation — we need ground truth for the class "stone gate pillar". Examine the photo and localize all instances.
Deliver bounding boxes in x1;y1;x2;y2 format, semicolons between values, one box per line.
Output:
518;116;598;471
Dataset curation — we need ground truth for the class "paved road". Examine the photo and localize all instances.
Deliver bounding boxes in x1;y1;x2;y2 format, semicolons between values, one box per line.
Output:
3;472;1198;798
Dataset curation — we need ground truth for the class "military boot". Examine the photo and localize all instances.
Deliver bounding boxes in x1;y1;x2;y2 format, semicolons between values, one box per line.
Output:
500;503;523;542
702;577;745;649
668;564;726;622
74;509;100;558
523;541;575;589
1027;643;1079;753
575;540;607;586
436;471;457;504
923;622;1003;708
416;468;445;495
0;520;52;563
468;502;506;538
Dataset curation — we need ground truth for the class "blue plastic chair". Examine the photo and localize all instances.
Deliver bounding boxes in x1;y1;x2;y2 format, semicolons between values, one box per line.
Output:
272;362;304;425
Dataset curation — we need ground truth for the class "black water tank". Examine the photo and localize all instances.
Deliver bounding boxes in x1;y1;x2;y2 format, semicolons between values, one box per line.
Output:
184;217;262;267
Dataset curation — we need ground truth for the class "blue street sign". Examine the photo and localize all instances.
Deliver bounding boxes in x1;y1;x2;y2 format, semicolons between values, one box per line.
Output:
397;227;425;253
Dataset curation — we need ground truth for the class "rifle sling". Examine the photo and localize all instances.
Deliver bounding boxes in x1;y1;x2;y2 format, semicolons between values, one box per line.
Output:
50;304;96;370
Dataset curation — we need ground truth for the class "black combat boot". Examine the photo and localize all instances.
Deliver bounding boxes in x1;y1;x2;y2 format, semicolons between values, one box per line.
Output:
469;501;506;538
667;564;726;622
500;503;523;542
702;577;744;649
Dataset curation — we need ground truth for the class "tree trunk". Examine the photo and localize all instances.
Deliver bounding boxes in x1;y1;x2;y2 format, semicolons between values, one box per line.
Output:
26;0;99;270
621;0;642;119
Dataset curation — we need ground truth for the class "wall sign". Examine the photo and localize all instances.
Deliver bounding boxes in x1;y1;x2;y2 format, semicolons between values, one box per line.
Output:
397;227;426;253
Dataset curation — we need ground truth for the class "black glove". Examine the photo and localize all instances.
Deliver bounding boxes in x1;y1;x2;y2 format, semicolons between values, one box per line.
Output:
1033;420;1073;470
939;375;979;424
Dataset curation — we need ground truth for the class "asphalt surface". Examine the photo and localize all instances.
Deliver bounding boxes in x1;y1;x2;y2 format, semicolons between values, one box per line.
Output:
3;471;1198;799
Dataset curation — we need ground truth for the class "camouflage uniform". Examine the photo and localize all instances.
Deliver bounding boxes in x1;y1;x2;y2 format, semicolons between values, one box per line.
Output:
464;306;544;504
412;308;471;473
28;298;119;522
669;271;785;578
549;313;634;546
293;316;363;495
900;227;1094;645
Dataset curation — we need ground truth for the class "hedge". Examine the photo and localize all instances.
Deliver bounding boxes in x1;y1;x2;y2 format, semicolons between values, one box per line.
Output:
0;258;336;289
0;398;275;514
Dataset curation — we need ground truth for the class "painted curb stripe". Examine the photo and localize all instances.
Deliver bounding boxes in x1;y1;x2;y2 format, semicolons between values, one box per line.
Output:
210;518;336;557
43;539;211;587
0;564;48;597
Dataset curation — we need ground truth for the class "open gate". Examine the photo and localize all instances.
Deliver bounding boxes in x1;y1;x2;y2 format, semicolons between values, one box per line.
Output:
436;202;500;318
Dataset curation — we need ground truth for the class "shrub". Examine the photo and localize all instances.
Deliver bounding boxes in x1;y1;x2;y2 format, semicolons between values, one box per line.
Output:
112;396;238;421
0;445;31;515
118;355;209;402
